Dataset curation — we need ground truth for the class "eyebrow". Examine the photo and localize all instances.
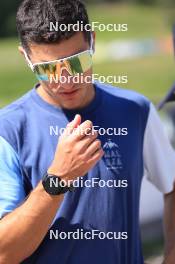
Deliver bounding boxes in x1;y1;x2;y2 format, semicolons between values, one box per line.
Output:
40;48;86;63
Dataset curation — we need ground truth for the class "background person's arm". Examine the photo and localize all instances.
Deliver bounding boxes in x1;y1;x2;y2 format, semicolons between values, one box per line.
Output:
163;187;175;264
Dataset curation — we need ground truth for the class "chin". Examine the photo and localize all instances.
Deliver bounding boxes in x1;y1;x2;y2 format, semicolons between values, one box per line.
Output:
59;92;86;110
62;102;82;110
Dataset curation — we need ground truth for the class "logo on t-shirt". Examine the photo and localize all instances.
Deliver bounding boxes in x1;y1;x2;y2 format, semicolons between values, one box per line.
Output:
103;139;123;173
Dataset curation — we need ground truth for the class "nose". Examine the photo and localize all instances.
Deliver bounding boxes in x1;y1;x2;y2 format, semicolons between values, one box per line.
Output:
60;69;75;90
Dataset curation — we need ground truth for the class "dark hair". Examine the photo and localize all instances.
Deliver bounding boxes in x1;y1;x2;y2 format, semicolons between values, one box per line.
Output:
16;0;91;54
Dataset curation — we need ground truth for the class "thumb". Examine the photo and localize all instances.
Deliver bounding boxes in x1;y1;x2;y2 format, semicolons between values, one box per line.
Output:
65;114;81;135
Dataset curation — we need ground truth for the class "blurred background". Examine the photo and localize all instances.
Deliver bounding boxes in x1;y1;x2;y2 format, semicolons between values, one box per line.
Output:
0;0;175;263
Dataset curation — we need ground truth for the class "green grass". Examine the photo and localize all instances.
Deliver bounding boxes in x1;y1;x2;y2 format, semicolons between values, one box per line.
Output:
0;38;36;107
94;54;175;104
143;237;164;259
88;4;172;41
0;4;174;107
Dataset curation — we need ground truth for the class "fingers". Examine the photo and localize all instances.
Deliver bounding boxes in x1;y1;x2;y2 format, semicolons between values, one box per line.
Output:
72;120;93;140
85;139;102;158
64;114;81;136
64;117;93;139
79;130;98;151
87;148;104;167
73;114;81;128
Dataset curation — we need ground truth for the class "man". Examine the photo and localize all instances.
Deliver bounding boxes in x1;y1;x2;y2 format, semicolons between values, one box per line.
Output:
0;0;175;263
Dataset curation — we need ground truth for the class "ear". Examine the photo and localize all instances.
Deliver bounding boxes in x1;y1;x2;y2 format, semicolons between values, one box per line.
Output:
91;31;96;53
18;45;33;70
18;46;25;57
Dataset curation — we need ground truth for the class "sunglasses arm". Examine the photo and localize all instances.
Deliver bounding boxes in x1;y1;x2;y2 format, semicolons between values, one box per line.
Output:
23;49;35;71
90;33;94;56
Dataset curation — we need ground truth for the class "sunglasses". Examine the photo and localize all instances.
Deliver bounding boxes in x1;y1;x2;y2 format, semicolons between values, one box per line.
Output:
23;36;94;83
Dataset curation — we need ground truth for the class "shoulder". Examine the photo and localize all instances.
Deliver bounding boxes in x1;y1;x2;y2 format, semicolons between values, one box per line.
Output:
96;81;151;111
0;90;32;119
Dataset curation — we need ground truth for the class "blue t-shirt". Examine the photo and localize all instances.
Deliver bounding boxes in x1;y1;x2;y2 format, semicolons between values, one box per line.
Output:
0;81;151;264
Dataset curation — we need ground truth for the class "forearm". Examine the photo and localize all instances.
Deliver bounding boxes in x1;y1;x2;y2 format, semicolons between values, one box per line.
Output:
163;189;175;263
0;181;64;263
0;117;103;263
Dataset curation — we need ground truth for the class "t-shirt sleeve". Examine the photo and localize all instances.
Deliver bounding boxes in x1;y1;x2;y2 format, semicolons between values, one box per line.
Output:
0;136;25;219
143;103;175;194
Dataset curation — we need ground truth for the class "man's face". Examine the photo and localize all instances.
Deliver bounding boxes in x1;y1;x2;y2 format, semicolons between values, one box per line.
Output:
24;32;95;110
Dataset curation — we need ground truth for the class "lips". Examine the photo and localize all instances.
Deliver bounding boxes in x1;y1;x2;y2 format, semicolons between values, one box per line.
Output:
59;89;79;98
60;89;79;95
